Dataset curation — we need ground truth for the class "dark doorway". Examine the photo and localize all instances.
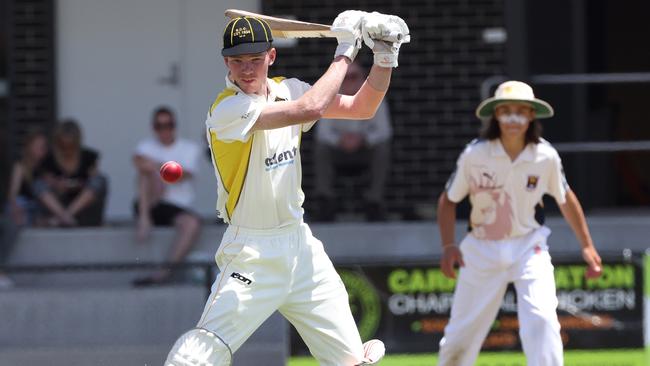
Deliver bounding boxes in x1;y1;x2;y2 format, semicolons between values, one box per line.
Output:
508;0;650;210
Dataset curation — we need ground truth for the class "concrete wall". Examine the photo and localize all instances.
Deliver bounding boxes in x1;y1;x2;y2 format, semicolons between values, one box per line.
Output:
3;215;647;290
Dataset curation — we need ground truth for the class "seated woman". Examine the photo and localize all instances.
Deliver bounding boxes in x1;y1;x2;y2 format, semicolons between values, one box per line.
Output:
2;129;49;289
34;119;108;227
7;129;49;226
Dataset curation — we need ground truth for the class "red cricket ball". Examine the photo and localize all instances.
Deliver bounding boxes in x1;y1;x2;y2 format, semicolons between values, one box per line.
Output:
160;161;183;183
585;265;602;279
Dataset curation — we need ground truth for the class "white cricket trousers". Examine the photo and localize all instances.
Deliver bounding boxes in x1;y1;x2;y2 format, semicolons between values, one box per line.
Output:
438;227;563;366
196;222;365;366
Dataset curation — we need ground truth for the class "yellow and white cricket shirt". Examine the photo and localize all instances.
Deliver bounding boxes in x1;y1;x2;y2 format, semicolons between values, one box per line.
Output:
446;138;569;241
205;76;315;229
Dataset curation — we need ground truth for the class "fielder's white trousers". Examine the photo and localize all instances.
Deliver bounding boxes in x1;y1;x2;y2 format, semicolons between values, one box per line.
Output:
196;222;365;366
438;227;563;366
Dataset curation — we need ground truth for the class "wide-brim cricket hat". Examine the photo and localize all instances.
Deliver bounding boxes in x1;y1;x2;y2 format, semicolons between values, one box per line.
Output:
476;80;554;119
222;16;273;57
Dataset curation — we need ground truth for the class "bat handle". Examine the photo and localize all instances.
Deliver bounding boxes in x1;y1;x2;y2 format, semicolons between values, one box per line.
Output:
382;31;411;44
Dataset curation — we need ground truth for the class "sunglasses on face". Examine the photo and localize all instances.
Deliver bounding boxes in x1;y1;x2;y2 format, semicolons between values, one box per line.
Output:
154;122;176;131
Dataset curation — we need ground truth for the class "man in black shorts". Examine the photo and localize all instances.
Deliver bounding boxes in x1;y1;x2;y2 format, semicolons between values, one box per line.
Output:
133;106;202;285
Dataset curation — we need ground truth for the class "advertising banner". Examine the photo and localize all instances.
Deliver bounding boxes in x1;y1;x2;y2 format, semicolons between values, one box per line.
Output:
291;259;645;354
645;254;650;349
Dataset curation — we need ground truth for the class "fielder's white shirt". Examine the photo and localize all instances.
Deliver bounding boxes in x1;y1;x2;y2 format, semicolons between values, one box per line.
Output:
446;138;569;241
205;76;315;229
134;137;201;209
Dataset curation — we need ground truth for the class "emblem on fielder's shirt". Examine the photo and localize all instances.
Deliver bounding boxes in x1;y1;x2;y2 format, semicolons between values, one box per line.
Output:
526;175;539;191
468;172;513;240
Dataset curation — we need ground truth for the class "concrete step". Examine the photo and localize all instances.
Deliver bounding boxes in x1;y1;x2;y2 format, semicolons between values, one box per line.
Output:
0;286;288;365
0;342;287;366
8;217;649;271
0;346;169;366
0;286;206;347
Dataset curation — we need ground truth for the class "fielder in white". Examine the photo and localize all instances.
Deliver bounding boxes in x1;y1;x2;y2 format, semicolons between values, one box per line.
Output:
436;81;603;366
165;11;409;366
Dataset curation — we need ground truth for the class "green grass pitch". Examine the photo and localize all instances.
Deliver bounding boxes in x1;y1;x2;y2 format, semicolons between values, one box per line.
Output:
289;349;649;366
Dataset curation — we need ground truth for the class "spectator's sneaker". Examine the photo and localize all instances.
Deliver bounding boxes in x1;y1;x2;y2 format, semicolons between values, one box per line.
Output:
0;275;15;290
132;271;171;287
358;339;385;365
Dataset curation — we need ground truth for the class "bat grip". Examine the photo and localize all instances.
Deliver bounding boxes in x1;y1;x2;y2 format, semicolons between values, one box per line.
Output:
382;31;411;44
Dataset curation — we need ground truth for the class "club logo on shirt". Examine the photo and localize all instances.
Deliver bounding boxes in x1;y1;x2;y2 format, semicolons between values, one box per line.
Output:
526;175;539;191
265;146;298;171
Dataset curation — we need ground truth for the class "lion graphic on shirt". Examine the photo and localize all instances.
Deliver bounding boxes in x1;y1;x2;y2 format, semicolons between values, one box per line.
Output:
468;171;514;240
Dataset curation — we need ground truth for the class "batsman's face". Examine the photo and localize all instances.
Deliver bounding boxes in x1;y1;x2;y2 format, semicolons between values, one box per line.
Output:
225;49;276;95
495;103;535;139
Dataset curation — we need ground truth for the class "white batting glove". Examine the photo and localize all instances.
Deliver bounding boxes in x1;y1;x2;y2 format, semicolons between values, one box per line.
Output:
369;40;402;68
362;12;410;48
331;10;366;61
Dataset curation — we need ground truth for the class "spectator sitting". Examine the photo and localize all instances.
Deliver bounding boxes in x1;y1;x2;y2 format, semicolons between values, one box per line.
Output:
34;119;108;227
132;106;201;286
7;129;49;226
313;61;393;221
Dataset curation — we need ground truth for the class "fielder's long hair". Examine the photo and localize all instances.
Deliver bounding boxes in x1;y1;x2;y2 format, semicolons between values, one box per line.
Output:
480;117;542;144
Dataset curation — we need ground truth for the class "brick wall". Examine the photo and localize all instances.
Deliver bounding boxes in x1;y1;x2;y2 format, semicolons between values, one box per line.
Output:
263;0;506;219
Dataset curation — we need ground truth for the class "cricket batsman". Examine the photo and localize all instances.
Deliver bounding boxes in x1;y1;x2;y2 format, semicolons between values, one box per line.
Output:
436;81;603;366
164;10;409;366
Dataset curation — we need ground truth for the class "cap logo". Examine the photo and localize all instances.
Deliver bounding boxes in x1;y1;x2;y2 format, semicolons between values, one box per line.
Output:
233;26;252;39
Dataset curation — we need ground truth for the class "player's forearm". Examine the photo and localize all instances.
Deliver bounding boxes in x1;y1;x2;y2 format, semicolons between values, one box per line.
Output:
367;64;392;92
253;57;350;131
437;192;457;248
349;67;391;118
559;190;595;249
300;55;351;116
325;65;391;120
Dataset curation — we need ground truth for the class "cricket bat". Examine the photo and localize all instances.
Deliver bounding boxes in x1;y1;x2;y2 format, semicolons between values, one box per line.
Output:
225;9;409;43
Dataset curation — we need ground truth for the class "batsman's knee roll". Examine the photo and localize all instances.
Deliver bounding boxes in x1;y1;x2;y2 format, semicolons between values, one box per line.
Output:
165;328;232;366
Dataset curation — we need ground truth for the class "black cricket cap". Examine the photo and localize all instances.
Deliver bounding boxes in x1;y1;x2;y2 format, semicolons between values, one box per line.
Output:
222;16;273;57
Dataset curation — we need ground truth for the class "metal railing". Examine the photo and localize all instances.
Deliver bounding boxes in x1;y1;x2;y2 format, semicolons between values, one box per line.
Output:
1;249;642;280
0;260;218;297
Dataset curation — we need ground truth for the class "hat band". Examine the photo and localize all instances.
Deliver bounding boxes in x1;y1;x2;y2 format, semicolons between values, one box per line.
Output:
494;101;534;109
